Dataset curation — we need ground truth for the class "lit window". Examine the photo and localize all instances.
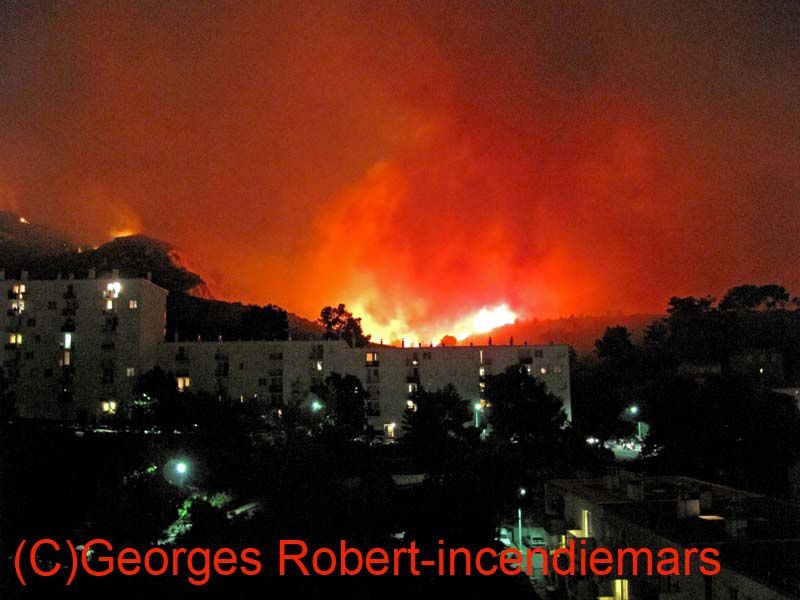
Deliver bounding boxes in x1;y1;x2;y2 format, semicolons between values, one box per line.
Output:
106;282;121;298
553;365;563;374
479;366;485;377
540;367;548;375
383;422;396;439
525;365;532;375
177;376;191;392
12;284;26;295
129;299;138;309
63;351;70;366
613;579;629;600
100;400;118;415
408;383;418;394
11;300;24;313
64;333;72;349
366;351;379;365
315;360;323;371
106;299;114;311
126;367;135;378
406;400;417;411
8;333;22;346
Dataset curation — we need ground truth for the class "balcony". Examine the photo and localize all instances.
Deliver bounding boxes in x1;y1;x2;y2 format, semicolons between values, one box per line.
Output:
61;320;76;332
63;290;77;299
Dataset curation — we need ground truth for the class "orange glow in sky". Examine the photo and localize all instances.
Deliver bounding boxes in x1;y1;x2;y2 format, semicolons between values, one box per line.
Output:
1;3;799;337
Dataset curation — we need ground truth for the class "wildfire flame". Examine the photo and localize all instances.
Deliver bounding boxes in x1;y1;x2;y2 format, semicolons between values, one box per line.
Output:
453;304;517;341
359;302;518;347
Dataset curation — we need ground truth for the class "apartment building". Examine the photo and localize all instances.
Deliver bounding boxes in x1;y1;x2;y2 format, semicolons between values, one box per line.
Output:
1;271;167;421
2;273;571;433
156;340;572;436
544;472;800;600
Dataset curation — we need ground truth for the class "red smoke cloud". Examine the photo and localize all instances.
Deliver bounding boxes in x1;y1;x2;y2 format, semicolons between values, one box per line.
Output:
1;2;798;341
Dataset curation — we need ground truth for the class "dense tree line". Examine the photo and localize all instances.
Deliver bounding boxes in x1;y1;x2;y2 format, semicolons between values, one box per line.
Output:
571;283;800;495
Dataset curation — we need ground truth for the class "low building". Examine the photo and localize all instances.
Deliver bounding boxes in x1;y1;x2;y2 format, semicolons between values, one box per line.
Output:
156;340;572;436
545;472;800;599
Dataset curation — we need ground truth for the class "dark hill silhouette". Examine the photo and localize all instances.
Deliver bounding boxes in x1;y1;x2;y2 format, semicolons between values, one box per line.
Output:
0;211;321;341
461;313;662;352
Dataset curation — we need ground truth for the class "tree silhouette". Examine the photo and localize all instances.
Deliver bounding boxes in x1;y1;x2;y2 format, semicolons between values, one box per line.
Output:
485;365;566;445
310;372;369;440
719;284;790;311
403;384;472;471
318;304;371;346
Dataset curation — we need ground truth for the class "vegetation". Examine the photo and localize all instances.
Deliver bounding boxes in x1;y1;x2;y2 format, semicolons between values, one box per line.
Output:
571;282;800;495
318;303;371;346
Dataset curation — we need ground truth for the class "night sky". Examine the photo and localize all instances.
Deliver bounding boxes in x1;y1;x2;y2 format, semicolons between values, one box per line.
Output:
1;1;798;342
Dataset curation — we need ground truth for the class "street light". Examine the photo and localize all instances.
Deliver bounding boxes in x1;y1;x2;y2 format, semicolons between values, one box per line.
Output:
473;402;482;428
311;400;323;412
518;487;526;552
164;458;190;486
628;404;639;416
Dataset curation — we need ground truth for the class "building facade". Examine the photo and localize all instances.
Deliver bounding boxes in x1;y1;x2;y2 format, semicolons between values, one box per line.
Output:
156;339;572;435
1;272;167;422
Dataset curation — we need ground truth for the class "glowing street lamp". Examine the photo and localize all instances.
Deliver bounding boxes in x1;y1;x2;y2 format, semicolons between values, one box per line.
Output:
628;404;639;416
164;458;190;486
311;400;323;413
473;402;482;427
